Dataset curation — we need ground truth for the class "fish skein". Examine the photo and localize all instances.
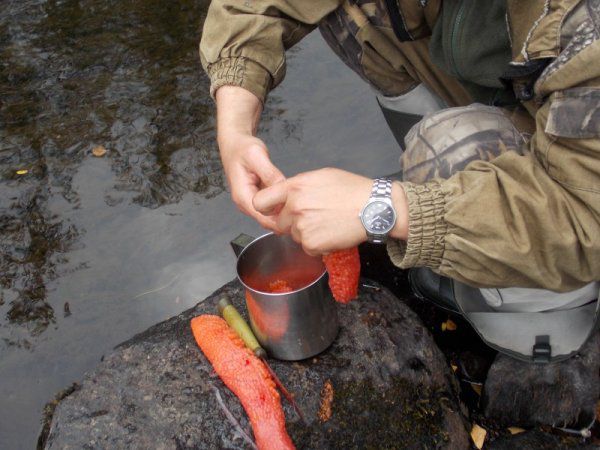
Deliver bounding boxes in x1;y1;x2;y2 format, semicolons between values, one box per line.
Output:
191;315;295;450
323;248;360;303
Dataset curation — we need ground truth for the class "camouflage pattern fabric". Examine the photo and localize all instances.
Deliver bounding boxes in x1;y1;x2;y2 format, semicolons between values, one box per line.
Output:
400;104;529;184
201;0;600;292
536;0;600;90
318;3;368;87
545;87;600;139
318;1;416;97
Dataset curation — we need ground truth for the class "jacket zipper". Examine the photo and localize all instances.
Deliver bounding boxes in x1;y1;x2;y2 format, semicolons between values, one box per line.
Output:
448;1;466;80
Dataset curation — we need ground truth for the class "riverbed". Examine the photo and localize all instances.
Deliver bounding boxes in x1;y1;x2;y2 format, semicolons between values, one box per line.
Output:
0;1;399;447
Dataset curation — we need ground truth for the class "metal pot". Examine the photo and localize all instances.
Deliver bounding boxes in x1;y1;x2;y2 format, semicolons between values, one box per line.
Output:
232;233;339;361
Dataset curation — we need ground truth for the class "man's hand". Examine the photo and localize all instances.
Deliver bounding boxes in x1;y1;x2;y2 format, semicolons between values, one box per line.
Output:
219;132;285;229
253;168;409;255
216;86;285;230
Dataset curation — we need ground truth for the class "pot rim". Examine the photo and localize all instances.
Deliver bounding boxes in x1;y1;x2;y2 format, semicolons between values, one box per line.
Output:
236;232;328;297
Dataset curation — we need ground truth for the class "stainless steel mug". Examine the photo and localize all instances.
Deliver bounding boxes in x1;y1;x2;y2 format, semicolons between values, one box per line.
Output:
232;233;339;361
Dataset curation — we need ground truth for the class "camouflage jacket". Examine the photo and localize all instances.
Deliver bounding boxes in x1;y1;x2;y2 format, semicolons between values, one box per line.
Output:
200;0;600;291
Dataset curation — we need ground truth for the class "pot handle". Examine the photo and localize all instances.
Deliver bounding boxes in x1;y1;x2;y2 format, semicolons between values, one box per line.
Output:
230;233;256;257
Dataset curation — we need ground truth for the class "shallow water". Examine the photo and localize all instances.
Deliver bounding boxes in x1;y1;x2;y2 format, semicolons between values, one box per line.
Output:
0;1;399;447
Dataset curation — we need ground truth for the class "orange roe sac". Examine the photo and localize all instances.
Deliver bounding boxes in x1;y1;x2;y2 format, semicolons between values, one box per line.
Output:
322;247;360;303
190;315;295;450
268;279;293;293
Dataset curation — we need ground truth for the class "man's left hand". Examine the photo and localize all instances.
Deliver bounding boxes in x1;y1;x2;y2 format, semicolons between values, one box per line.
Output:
253;168;408;256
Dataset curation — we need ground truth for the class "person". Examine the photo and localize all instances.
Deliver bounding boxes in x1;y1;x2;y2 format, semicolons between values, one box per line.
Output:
200;0;600;362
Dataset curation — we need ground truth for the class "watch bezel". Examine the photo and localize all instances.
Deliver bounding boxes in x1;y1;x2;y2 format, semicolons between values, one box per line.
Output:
359;198;397;235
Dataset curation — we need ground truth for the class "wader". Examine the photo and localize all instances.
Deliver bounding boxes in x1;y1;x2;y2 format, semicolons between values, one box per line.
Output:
318;0;600;362
384;99;600;363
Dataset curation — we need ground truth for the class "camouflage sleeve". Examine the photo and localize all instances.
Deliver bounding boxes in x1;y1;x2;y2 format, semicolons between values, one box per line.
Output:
387;23;600;291
200;0;342;103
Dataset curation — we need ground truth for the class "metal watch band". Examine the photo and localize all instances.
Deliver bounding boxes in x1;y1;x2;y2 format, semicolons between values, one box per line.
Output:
365;178;394;244
371;178;393;197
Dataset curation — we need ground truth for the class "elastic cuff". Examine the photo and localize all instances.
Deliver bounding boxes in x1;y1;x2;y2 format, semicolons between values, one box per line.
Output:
207;57;272;104
387;181;448;269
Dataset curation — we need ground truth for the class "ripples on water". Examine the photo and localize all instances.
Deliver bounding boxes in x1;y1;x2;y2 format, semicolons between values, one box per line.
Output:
1;0;222;334
0;0;402;447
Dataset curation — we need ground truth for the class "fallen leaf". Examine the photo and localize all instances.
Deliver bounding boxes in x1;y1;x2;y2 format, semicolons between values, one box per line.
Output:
441;319;457;331
470;423;487;449
508;426;525;435
450;363;458;373
471;384;482;396
318;379;334;423
16;169;28;175
92;145;107;157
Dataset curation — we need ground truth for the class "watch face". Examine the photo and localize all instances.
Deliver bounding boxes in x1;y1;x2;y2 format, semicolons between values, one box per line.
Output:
361;201;396;234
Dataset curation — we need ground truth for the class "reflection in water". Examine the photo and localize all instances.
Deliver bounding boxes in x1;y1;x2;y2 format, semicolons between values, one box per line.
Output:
0;0;223;331
0;0;402;446
2;192;78;334
33;0;224;205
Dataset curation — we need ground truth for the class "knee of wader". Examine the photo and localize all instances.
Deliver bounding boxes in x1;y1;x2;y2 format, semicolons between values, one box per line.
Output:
400;104;529;184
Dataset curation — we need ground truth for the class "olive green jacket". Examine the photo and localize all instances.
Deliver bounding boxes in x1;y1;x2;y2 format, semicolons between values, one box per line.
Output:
200;0;600;292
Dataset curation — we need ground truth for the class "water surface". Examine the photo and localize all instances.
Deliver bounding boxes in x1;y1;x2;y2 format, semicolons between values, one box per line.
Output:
0;1;399;447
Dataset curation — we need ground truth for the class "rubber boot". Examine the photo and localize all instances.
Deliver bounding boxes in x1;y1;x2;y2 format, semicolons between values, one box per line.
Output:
408;267;461;314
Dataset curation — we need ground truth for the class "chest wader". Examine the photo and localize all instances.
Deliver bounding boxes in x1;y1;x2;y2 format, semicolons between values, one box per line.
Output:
378;0;600;363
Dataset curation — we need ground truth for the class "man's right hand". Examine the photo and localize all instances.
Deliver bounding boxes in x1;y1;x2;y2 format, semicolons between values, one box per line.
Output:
219;132;285;229
216;86;285;230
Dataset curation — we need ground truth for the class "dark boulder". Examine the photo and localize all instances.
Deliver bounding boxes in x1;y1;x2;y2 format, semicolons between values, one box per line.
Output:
482;330;600;429
41;279;470;449
487;429;598;450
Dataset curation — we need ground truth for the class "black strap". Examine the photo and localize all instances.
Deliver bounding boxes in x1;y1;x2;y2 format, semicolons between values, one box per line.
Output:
384;0;414;42
532;335;552;363
499;58;552;101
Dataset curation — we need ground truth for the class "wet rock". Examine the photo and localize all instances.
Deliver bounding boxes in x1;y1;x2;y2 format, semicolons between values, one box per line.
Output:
42;279;469;449
483;330;600;428
487;429;597;449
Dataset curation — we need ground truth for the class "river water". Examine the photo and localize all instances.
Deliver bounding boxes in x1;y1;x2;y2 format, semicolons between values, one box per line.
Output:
0;1;400;447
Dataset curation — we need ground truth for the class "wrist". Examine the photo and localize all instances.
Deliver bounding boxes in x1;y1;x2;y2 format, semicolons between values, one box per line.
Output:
216;86;262;137
389;181;408;240
217;129;246;151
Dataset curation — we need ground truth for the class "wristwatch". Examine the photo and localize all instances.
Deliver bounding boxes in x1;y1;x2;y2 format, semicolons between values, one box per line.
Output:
359;178;397;244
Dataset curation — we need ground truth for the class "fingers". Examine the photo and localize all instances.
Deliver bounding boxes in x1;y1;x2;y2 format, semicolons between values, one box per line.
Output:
289;222;318;256
255;214;280;231
253;181;288;215
251;148;285;187
230;179;280;231
218;131;288;232
290;222;302;245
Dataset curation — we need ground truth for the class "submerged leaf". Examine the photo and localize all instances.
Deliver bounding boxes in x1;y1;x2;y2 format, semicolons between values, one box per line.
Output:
92;145;107;157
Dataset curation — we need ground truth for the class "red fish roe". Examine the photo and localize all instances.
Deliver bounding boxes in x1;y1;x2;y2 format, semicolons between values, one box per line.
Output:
191;315;295;450
322;247;360;303
268;279;293;293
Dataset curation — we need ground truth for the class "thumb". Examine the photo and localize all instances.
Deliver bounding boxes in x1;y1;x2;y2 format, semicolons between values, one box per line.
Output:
252;150;285;187
253;181;288;215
